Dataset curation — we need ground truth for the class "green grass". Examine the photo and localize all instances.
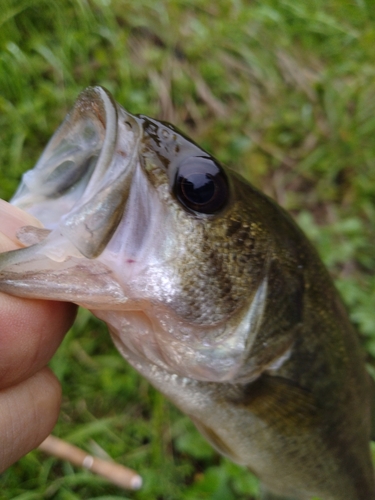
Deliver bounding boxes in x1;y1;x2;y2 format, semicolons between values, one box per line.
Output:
1;0;375;498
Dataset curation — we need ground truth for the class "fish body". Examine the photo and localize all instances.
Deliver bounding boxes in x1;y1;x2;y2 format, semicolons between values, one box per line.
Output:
0;87;373;499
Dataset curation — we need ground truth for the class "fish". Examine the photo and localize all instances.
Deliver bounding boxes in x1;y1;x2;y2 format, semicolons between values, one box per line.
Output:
0;86;374;500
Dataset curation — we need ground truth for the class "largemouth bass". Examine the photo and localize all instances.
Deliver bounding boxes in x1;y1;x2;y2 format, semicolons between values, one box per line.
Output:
0;87;373;500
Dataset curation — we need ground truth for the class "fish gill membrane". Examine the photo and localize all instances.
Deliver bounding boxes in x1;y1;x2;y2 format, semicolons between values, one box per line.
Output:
0;86;374;500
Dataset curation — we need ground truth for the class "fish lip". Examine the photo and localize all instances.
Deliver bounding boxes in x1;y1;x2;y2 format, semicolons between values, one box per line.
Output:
0;249;129;307
12;87;117;210
0;88;131;294
0;87;164;309
10;86;144;260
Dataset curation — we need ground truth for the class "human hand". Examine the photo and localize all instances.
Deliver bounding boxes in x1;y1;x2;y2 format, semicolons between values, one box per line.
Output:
0;200;76;472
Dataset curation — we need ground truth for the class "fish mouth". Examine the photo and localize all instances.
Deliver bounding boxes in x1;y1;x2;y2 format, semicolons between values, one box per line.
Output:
0;86;154;308
12;86;143;259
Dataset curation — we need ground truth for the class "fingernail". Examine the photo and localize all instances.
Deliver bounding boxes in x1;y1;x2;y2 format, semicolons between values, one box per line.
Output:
0;231;19;252
0;199;43;244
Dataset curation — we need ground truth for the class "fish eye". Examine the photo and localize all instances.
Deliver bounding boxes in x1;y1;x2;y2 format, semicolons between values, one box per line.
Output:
174;156;229;214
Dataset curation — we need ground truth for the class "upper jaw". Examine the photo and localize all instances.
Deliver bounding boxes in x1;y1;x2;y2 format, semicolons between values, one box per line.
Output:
12;86;144;259
0;86;156;307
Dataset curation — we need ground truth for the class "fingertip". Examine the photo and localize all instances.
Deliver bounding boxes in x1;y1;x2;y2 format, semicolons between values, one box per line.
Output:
0;367;62;473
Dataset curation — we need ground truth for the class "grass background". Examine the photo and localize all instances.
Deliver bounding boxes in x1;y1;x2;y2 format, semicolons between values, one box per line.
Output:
1;0;375;499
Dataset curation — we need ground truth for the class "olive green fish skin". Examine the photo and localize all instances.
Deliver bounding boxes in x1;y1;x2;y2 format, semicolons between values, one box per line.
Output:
0;87;373;500
116;166;374;500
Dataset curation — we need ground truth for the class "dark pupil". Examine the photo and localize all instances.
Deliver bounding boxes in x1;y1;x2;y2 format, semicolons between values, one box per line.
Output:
180;173;215;206
175;156;228;214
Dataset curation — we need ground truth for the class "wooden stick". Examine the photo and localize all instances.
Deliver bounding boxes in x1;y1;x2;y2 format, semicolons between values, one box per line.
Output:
38;434;142;490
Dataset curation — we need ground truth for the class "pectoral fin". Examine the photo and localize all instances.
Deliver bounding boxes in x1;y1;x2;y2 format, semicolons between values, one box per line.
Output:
234;374;319;435
190;417;241;463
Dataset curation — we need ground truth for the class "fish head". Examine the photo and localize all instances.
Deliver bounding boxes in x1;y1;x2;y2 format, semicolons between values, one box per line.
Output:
0;86;293;384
